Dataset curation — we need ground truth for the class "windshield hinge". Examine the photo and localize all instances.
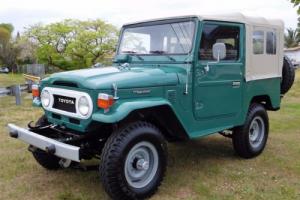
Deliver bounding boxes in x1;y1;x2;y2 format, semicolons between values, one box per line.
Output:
112;83;119;100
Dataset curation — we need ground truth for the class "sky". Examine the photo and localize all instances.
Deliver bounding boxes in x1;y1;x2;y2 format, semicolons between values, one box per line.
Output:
0;0;298;33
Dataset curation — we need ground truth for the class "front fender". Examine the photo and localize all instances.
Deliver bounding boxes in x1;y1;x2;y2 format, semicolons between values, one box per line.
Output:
92;98;172;123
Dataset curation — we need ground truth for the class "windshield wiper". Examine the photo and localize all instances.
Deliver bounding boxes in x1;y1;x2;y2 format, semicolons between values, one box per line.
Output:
121;51;144;61
150;50;166;54
121;50;137;53
150;50;176;62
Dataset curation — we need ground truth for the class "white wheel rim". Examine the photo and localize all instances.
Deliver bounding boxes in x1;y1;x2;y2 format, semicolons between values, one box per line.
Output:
124;141;159;189
249;116;265;149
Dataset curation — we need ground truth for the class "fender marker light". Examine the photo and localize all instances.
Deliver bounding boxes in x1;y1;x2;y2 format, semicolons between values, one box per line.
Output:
98;93;114;109
32;84;40;97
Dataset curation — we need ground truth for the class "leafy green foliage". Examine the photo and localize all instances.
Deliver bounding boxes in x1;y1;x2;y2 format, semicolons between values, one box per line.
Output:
0;27;10;45
0;23;14;34
284;28;300;48
291;0;300;15
25;19;119;70
0;23;20;70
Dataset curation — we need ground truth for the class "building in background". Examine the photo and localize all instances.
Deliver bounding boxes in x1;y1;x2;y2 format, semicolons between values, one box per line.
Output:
284;46;300;68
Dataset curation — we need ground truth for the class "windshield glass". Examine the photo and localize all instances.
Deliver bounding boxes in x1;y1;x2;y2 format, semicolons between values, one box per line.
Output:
118;21;195;55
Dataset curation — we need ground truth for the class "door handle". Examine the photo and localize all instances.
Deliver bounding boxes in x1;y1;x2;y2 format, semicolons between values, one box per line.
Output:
232;81;241;88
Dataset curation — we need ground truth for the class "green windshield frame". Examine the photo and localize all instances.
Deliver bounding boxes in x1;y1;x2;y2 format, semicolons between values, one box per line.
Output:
117;19;196;56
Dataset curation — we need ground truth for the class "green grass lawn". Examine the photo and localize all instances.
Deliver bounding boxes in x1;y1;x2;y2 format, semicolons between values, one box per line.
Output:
0;73;26;87
0;72;300;200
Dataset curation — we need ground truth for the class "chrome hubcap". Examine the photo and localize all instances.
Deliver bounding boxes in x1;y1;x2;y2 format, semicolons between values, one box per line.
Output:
249;116;265;149
124;141;158;189
136;159;150;170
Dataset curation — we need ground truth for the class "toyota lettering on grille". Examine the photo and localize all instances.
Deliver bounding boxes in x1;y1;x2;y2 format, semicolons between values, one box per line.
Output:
58;98;75;105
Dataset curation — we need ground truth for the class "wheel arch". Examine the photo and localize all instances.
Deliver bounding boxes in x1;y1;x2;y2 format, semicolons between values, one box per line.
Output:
249;95;279;111
118;105;189;142
91;99;189;142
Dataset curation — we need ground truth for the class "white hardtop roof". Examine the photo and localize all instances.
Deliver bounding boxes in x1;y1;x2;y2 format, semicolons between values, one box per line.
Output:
124;13;284;28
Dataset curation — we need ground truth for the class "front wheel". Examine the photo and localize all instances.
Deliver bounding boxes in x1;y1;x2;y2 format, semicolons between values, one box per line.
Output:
99;121;167;200
31;115;75;170
232;103;269;158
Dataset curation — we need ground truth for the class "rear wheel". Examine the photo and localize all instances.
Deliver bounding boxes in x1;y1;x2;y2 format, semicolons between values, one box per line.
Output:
99;121;167;200
232;103;269;158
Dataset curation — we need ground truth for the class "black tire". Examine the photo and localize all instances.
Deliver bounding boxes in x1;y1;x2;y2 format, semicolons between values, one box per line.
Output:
281;56;295;94
32;149;61;170
31;115;61;170
99;121;168;200
232;103;269;159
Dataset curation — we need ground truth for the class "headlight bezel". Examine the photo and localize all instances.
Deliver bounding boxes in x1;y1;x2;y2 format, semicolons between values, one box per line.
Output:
78;96;90;116
41;89;50;107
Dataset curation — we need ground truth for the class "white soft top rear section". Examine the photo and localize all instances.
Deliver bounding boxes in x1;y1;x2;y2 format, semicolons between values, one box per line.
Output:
200;13;284;82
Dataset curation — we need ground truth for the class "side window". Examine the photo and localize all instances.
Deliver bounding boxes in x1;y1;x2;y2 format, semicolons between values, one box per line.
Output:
266;31;276;54
199;24;240;61
253;31;264;54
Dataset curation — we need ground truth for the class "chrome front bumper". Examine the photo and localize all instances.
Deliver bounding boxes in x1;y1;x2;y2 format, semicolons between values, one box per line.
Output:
7;124;80;162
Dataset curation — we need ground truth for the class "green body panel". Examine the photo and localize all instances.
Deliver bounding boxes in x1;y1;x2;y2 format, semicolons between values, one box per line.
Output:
46;66;179;89
244;78;281;109
92;98;171;123
37;17;281;139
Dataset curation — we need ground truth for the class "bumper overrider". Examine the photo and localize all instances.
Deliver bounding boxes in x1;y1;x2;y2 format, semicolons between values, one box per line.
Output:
7;123;80;162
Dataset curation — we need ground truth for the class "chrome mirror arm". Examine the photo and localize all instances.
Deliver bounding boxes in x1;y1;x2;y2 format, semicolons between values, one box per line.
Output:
204;52;220;73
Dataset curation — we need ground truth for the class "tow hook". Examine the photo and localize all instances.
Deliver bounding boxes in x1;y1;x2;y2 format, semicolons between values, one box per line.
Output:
27;121;52;130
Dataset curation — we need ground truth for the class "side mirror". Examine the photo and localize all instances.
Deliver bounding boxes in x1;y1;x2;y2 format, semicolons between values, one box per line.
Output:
212;43;226;61
204;43;227;74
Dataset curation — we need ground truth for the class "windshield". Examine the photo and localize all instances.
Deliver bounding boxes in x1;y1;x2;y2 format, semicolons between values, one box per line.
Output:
118;21;195;55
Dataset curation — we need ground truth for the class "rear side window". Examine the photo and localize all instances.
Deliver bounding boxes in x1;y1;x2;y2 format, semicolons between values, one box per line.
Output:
199;24;240;61
253;31;264;54
266;32;276;54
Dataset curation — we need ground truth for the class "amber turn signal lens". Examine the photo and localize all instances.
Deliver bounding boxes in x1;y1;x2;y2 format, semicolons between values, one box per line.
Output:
32;84;39;97
97;93;114;109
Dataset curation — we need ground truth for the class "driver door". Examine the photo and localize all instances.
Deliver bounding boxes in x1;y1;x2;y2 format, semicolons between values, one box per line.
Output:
193;21;244;127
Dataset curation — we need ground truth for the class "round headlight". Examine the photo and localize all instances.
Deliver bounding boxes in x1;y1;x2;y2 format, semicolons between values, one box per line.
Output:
78;96;90;116
41;90;50;107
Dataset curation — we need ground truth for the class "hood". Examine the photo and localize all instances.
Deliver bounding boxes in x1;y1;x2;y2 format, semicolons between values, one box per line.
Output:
43;66;180;90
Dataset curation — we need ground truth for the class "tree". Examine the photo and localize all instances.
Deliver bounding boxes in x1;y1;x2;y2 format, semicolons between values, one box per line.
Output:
0;23;20;71
25;19;118;70
0;23;14;34
284;28;300;48
0;27;10;45
291;0;300;14
16;37;37;64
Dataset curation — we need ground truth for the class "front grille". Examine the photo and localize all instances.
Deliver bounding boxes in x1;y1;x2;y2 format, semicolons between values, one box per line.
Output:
53;95;76;113
43;87;92;119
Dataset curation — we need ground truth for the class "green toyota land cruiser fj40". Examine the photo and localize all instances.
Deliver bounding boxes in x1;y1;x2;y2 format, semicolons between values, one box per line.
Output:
8;13;295;200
